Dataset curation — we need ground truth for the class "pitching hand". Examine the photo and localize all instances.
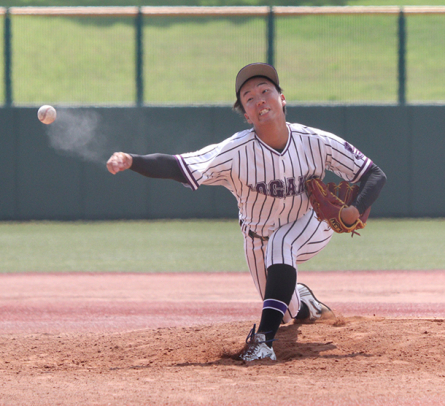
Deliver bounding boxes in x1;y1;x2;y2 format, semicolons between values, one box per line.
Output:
106;152;133;175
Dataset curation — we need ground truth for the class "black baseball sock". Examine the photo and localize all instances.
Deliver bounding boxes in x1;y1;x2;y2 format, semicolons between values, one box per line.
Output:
258;264;296;346
294;302;310;320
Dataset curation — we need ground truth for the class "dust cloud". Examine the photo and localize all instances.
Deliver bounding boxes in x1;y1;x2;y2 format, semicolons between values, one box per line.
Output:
47;109;112;164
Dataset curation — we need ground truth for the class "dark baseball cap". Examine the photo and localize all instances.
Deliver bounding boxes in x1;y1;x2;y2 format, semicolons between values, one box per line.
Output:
235;63;280;95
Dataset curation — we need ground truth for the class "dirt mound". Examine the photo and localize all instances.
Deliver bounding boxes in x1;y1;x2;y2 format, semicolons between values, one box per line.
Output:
2;316;445;406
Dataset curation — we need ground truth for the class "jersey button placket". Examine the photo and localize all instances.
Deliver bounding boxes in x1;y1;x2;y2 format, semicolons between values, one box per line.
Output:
276;156;286;225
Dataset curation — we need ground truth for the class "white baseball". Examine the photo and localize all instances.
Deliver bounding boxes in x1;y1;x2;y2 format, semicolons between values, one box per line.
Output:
37;105;57;125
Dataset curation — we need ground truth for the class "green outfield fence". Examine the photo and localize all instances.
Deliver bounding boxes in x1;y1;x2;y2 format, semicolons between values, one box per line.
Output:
2;5;445;106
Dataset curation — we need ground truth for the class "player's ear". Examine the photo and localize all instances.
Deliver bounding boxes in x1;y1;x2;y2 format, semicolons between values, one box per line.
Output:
281;94;286;106
244;113;252;124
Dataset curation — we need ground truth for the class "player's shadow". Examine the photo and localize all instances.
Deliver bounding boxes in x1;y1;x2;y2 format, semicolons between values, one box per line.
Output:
174;321;371;367
272;322;370;362
273;321;336;360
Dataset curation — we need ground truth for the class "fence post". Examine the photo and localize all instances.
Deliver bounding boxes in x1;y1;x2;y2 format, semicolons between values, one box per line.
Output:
4;9;12;106
135;7;143;107
398;9;406;105
267;7;275;66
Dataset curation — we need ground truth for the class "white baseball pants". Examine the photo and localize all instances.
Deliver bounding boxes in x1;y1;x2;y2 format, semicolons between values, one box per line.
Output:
243;209;334;323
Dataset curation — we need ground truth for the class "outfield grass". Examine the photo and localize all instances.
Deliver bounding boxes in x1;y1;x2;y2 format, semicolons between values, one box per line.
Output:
2;3;445;104
0;219;443;273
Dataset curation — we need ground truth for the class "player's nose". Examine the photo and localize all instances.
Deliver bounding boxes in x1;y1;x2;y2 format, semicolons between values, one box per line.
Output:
256;97;266;106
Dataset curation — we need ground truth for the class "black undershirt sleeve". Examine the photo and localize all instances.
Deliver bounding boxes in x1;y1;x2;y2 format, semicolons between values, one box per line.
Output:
352;163;387;215
129;153;187;183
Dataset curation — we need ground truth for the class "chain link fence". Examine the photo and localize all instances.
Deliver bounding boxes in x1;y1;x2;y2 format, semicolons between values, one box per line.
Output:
2;6;445;106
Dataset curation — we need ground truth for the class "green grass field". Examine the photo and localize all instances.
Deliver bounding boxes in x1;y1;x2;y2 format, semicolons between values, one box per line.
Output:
0;219;443;273
2;0;445;104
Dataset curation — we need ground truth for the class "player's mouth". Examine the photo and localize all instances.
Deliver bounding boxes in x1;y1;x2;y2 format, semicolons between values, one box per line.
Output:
259;108;270;117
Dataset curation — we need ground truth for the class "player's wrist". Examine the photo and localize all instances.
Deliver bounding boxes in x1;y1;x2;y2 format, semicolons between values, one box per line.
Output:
126;153;135;169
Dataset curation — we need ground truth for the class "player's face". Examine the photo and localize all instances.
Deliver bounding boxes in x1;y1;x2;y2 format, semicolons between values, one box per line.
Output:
240;77;286;127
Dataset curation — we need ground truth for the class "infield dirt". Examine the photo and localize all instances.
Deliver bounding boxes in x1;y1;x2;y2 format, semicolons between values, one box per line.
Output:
1;271;445;406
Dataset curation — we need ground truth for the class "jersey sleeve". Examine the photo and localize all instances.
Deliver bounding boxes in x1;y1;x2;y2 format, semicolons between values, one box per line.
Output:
321;131;373;183
175;141;234;191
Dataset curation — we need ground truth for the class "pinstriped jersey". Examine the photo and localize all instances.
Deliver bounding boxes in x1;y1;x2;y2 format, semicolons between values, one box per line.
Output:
175;122;372;238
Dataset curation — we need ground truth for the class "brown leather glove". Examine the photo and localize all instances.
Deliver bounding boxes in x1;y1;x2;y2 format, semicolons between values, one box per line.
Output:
305;177;371;236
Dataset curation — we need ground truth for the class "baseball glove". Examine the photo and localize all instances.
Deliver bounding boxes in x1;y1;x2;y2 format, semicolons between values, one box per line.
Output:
305;177;371;236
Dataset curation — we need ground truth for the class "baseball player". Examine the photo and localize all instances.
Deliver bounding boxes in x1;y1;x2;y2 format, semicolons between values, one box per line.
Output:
107;63;386;361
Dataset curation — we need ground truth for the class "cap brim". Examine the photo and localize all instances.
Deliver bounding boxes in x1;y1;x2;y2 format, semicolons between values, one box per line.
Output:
235;63;279;95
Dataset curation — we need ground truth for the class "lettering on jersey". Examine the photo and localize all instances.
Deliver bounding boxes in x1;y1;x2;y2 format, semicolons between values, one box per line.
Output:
344;142;364;160
248;176;306;198
255;182;268;195
270;180;285;198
